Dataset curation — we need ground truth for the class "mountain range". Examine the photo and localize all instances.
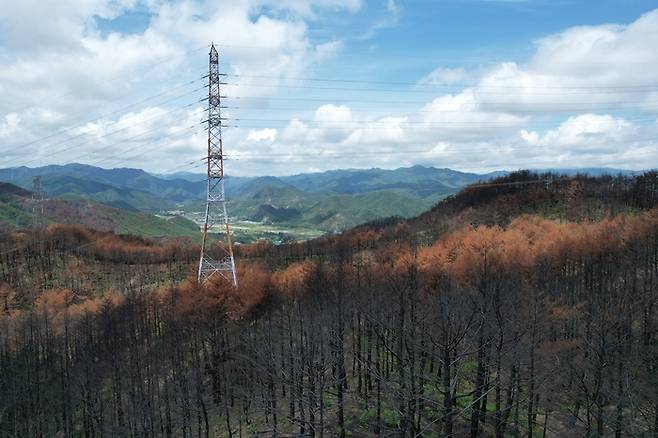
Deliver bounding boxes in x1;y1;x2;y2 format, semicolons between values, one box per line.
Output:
0;181;199;238
0;163;643;235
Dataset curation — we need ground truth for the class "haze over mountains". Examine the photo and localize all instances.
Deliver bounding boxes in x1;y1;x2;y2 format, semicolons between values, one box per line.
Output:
0;163;643;236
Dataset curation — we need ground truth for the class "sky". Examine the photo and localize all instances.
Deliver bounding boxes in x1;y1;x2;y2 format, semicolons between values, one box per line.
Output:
1;0;658;176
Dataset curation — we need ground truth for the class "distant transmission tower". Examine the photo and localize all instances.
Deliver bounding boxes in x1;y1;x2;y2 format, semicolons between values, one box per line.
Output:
198;44;238;286
32;175;44;229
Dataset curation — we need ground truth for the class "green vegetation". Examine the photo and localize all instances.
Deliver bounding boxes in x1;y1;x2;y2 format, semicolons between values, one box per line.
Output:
0;181;199;239
0;164;480;237
231;220;324;244
52;175;175;211
300;190;434;230
224;188;434;232
108;210;199;238
0;199;33;229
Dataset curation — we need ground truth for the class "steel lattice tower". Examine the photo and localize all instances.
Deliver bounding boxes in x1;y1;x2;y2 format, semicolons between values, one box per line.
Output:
198;44;238;286
32;175;44;229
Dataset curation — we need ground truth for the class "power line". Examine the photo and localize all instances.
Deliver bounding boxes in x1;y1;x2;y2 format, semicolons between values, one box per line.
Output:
225;144;657;165
11;78;205;153
227;94;658;108
223;116;658;127
223;81;657;95
226;73;658;91
4;103;653;171
5;78;654;166
68;125;203;170
221;102;658;114
211;42;653;68
224;139;658;161
7;100;204;169
0;128;202;201
1;45;209;119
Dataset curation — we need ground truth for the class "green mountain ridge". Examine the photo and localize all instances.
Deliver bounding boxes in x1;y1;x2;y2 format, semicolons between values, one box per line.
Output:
0;164;645;237
0;182;199;238
44;175;175;212
0;164;204;206
301;190;433;230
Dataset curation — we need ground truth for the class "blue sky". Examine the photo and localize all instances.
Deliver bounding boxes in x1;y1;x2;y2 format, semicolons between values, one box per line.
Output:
1;0;658;175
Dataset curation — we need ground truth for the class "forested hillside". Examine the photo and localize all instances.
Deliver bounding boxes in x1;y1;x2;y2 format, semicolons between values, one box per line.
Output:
0;164;480;231
0;181;199;238
1;171;657;437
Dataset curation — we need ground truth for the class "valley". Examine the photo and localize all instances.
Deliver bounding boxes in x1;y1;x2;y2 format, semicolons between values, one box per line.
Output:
1;163;640;243
0;163;493;241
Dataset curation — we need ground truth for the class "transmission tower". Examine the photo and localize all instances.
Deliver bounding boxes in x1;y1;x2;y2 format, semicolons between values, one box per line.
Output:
198;44;238;286
32;175;44;229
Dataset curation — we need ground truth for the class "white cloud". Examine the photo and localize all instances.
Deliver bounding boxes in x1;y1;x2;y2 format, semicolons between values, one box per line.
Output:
264;0;364;18
314;40;344;61
387;0;399;14
475;9;658;113
520;114;636;154
0;113;20;138
170;4;658;175
0;0;137;52
420;67;467;85
247;128;277;142
418;90;527;133
314;104;352;123
357;0;401;40
0;0;356;172
1;3;658;176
